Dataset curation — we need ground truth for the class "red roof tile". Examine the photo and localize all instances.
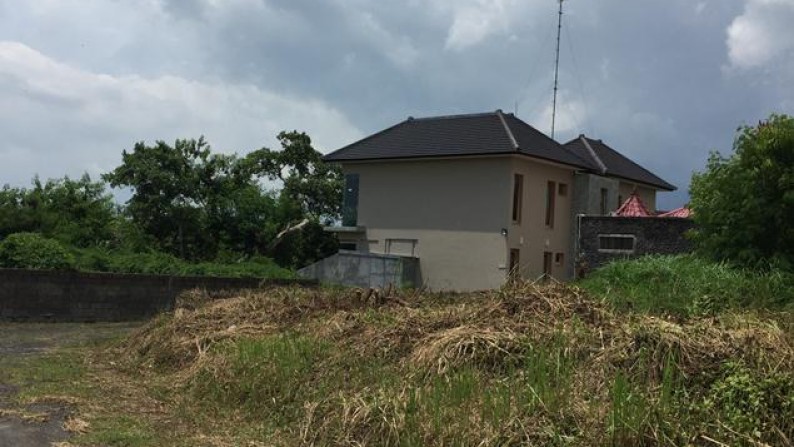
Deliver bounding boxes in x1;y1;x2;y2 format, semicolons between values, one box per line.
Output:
614;193;652;217
659;207;692;218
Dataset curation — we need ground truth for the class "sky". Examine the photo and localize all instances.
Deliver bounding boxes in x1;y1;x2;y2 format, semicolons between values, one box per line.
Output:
1;0;793;210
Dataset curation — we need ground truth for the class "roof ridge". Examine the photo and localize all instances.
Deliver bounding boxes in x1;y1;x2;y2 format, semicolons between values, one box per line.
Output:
496;110;519;150
408;111;499;122
504;114;593;169
580;135;607;174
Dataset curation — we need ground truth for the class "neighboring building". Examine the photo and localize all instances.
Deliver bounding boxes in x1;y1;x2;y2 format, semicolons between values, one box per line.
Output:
317;110;676;291
562;135;676;214
577;194;694;275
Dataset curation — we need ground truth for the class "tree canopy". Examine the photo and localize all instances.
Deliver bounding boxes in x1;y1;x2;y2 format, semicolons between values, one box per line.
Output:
690;114;794;269
0;174;116;248
100;132;340;266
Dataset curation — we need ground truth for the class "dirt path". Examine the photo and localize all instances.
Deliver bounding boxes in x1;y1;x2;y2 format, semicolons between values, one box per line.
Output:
0;323;140;447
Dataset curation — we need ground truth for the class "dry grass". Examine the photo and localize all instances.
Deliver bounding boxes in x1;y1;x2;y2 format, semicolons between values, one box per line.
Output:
69;281;794;446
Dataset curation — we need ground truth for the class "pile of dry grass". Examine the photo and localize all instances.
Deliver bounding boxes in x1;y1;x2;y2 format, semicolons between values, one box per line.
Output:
116;280;793;446
409;326;526;375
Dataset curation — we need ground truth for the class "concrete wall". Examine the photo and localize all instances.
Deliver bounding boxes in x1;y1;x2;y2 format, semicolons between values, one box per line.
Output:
572;173;621;216
507;157;576;280
0;269;315;322
298;251;420;289
345;157;512;291
577;216;695;274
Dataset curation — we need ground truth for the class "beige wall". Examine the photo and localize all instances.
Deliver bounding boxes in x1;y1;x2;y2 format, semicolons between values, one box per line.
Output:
341;156;580;289
365;228;507;291
507;158;575;280
618;182;657;213
345;157;513;291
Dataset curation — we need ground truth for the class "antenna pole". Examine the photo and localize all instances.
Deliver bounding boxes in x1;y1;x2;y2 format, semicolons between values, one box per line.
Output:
551;0;563;140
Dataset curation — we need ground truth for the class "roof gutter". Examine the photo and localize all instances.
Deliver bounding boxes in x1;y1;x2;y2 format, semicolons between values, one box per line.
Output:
496;109;519;150
580;135;608;174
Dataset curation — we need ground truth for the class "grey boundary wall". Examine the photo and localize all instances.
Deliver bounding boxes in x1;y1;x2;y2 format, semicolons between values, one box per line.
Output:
298;251;420;289
578;216;695;275
0;268;316;322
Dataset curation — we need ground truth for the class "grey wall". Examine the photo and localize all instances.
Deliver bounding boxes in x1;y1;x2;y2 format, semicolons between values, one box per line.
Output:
298;251;421;289
0;269;315;322
577;216;695;275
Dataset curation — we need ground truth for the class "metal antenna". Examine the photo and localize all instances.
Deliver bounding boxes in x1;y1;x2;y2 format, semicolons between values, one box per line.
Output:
551;0;564;140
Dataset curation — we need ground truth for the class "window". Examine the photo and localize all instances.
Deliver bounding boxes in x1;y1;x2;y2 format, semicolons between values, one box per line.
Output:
342;174;360;226
598;235;636;253
555;252;564;266
545;181;556;228
558;183;568;197
339;242;357;251
509;249;520;279
600;188;609;215
512;174;523;223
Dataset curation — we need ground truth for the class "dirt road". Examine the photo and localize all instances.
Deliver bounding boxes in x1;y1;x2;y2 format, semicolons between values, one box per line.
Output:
0;323;139;447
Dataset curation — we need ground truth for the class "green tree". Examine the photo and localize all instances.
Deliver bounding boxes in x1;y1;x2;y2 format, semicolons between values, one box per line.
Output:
0;175;116;248
690;114;794;269
103;137;245;259
242;131;343;220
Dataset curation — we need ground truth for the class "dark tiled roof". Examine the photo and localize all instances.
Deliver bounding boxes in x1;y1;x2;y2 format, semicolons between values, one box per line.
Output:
563;136;676;191
324;111;592;169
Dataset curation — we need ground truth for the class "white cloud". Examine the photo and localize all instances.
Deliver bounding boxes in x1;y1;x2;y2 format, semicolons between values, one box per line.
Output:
526;91;588;139
727;0;794;69
425;0;544;52
0;41;362;187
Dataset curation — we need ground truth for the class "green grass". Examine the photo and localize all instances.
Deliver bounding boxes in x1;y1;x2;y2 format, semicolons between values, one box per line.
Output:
72;248;296;279
77;415;156;447
578;254;794;316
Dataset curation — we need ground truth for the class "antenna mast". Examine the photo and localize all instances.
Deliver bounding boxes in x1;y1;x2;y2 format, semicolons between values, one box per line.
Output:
551;0;564;140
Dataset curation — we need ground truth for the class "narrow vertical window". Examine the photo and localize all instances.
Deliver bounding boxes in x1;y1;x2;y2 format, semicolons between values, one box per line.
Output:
543;251;553;278
545;181;556;228
509;249;520;280
342;173;359;226
600;188;609;215
512;174;523;223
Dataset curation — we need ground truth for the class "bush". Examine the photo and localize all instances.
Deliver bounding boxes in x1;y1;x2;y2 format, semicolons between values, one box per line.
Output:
578;255;794;316
690;114;794;269
0;232;75;270
71;247;294;279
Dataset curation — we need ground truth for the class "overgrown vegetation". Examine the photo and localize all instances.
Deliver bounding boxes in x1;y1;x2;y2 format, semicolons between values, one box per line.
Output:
0;130;342;276
579;254;794;316
35;282;791;446
0;232;76;270
690;113;794;270
70;247;295;278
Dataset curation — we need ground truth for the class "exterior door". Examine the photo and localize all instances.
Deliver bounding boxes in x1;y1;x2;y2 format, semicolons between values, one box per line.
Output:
543;251;553;278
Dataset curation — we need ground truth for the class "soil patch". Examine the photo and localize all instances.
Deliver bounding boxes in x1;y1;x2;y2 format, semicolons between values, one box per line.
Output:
0;322;140;447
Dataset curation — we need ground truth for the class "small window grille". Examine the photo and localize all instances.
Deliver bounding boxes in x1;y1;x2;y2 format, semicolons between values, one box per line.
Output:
598;235;636;253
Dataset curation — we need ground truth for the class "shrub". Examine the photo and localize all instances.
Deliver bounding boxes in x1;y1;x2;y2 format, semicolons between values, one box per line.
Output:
71;247;294;278
689;114;794;269
0;232;75;270
578;255;794;316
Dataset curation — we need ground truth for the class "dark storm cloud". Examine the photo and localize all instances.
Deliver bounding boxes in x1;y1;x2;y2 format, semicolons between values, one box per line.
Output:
1;0;792;209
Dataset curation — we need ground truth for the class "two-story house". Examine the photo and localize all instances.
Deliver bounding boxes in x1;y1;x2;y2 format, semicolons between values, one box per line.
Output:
320;110;675;291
